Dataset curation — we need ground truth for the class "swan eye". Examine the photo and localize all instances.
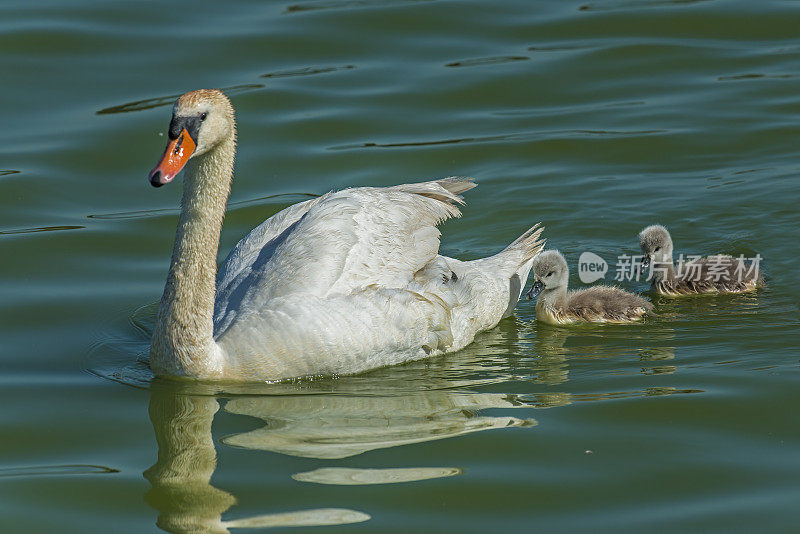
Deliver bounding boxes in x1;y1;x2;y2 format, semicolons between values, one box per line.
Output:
200;112;208;121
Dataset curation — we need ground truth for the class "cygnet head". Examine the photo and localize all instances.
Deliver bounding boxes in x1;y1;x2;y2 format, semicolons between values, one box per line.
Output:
526;250;569;299
638;225;673;270
148;89;236;187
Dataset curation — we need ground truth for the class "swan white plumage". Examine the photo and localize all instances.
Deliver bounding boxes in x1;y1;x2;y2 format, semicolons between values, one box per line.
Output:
146;89;545;381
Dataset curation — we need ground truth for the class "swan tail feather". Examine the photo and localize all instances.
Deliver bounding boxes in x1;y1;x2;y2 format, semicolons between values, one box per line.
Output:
504;223;546;266
434;176;478;196
500;224;546;317
394;177;476;218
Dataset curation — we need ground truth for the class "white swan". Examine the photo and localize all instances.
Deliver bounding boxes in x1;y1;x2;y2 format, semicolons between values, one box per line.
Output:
146;89;544;381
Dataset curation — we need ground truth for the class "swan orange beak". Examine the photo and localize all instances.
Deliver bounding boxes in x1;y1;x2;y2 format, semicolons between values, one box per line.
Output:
148;128;197;187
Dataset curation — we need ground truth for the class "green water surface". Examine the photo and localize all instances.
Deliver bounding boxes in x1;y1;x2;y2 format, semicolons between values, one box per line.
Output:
1;0;799;532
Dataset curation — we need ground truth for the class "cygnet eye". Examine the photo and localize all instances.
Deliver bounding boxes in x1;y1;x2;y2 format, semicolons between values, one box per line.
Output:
654;247;661;252
546;271;554;277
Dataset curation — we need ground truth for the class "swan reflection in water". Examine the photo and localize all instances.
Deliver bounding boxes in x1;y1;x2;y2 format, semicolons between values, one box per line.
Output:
142;325;543;533
139;322;696;533
222;387;536;460
145;383;377;533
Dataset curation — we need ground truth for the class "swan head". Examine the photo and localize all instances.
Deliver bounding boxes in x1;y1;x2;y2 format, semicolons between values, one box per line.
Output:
149;89;236;187
638;225;673;270
527;250;569;299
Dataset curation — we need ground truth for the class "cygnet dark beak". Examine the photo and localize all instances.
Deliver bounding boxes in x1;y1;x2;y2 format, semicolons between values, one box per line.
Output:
526;280;544;300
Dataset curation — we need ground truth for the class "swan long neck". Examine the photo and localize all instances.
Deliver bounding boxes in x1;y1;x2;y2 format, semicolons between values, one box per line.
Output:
150;134;235;378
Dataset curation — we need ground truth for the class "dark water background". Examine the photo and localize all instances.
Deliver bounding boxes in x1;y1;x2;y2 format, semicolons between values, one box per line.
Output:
1;0;799;532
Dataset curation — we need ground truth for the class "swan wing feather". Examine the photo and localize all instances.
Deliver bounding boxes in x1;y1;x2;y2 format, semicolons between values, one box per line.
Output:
216;195;330;296
213;178;474;335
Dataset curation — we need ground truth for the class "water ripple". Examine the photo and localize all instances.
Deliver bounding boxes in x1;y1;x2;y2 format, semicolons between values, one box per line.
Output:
0;225;84;236
285;0;433;14
330;134;517;150
578;0;713;11
0;464;119;478
717;73;795;81
511;387;703;408
96;84;264;115
261;64;355;78
445;56;530;68
330;129;667;151
87;192;318;220
528;44;592;53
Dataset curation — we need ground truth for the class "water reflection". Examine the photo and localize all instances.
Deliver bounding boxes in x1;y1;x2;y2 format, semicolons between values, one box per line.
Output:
142;326;539;531
511;385;700;409
145;383;371;533
292;466;463;485
144;390;234;534
135;318;699;532
222;388;536;459
639;346;677;375
529;321;678;383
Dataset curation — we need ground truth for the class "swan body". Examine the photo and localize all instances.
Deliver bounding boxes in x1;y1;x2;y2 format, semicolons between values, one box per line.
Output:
527;250;652;324
146;89;545;381
638;225;763;296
